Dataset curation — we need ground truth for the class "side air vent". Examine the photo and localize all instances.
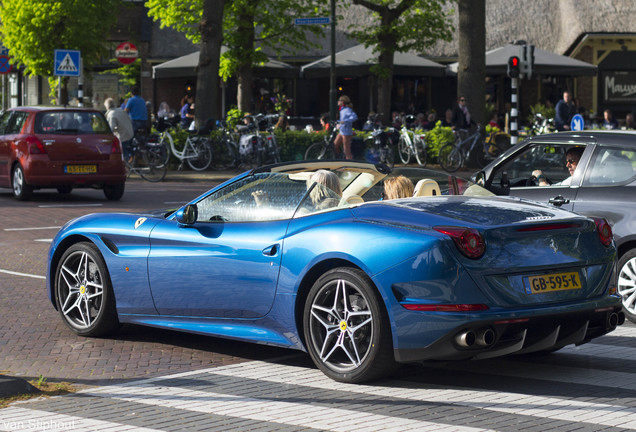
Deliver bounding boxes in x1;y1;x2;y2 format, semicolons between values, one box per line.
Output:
101;237;120;255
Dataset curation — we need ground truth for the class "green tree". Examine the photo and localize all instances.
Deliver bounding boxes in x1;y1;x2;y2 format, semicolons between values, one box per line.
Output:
147;0;326;114
146;0;225;128
0;0;120;104
457;0;485;124
349;0;454;124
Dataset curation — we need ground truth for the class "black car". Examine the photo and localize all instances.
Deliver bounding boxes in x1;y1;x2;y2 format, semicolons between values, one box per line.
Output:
474;131;636;321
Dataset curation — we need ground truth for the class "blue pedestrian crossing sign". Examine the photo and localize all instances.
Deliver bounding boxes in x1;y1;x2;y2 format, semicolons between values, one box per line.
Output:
570;114;584;131
54;49;80;77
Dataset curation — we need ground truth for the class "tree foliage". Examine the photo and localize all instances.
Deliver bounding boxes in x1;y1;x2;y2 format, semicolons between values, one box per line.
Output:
348;0;454;122
147;0;326;112
0;0;120;103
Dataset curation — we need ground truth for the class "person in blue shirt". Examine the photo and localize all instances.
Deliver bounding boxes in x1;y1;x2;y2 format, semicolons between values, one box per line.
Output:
124;86;148;134
180;95;194;129
334;95;358;160
602;108;619;129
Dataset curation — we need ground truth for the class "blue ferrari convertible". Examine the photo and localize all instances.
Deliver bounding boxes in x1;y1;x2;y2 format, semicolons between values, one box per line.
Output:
47;161;623;383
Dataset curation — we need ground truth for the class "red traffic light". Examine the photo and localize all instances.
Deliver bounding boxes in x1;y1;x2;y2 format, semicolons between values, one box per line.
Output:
507;56;520;78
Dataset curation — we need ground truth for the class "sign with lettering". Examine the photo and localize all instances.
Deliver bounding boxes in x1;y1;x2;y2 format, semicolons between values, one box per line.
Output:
602;71;636;103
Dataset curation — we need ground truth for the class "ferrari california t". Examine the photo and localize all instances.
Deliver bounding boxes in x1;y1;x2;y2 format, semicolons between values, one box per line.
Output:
47;161;623;383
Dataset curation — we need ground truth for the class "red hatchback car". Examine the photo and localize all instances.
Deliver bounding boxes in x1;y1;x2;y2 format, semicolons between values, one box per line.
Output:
0;106;126;200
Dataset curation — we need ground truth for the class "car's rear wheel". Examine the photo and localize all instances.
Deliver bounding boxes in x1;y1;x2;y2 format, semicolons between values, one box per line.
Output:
12;164;33;201
618;249;636;323
55;242;119;337
103;183;125;200
303;267;397;383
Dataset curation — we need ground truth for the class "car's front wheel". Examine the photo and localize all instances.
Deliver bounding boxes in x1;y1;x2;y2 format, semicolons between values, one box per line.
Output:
618;249;636;323
55;242;119;336
303;267;396;383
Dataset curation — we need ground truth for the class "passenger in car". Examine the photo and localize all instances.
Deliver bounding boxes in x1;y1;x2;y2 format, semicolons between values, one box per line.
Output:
307;170;342;209
383;175;414;199
532;146;584;186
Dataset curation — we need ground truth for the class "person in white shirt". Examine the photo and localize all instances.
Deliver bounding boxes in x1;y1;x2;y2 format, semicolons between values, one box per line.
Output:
104;97;135;161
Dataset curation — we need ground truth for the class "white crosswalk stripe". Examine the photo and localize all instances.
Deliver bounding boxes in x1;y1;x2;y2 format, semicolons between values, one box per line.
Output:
3;327;636;431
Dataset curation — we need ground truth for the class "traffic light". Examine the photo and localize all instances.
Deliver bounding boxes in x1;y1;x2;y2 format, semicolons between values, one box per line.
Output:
520;45;535;79
507;56;520;78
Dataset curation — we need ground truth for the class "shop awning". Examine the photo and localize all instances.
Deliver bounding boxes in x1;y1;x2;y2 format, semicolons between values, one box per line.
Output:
448;44;597;76
301;44;448;79
153;50;298;79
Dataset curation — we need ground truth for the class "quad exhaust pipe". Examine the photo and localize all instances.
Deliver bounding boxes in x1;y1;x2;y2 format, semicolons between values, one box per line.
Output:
455;327;495;348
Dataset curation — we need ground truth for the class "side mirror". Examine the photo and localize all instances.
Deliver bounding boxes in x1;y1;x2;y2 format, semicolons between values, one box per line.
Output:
175;204;198;225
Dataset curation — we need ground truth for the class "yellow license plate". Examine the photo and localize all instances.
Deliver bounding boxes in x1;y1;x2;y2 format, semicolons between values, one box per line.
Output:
65;165;97;174
525;272;582;294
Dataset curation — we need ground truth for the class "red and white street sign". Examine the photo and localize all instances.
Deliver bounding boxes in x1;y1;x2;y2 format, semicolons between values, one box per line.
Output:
115;42;138;65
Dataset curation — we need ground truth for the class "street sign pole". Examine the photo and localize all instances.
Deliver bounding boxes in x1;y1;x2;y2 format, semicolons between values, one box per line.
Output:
329;0;337;123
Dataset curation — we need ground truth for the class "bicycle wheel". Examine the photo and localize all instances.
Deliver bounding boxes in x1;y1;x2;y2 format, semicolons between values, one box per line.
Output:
158;131;173;165
305;141;332;160
398;135;411;165
439;143;463;172
414;135;427;167
138;148;167;182
186;138;213;171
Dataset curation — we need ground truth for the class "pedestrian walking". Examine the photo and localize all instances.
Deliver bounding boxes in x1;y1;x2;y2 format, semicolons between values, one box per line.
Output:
334;95;357;160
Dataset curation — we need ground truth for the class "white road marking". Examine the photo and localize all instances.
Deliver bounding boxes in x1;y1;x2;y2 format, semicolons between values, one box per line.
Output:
38;204;103;208
0;269;45;279
3;226;60;231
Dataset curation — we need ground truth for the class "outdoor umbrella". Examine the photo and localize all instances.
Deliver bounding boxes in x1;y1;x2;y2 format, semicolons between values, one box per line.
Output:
301;44;447;79
448;44;597;76
153;49;298;79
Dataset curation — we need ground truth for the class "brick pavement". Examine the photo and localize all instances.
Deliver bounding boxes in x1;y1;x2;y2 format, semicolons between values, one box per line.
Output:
3;327;636;431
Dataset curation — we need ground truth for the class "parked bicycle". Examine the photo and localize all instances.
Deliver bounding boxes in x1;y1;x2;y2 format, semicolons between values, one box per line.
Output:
162;124;213;171
363;114;395;168
125;130;168;182
236;114;281;168
154;115;178;166
212;119;240;169
528;112;555;136
438;123;506;172
304;121;341;160
397;122;427;166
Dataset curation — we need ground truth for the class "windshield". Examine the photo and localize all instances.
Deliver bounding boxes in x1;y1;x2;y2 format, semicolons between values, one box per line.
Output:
192;167;493;223
35;111;110;134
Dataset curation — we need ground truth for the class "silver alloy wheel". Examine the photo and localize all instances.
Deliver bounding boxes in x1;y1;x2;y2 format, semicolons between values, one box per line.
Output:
619;256;636;317
308;278;374;373
57;249;105;330
13;166;24;196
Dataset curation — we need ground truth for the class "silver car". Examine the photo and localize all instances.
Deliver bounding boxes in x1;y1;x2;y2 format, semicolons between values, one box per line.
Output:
474;130;636;321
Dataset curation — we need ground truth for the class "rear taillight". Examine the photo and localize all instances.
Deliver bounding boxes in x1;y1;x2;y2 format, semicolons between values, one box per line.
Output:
111;137;122;154
25;136;46;154
434;226;485;259
594;217;613;247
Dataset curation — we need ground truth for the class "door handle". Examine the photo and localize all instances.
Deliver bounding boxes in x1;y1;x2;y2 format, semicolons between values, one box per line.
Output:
548;195;570;207
262;244;279;256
